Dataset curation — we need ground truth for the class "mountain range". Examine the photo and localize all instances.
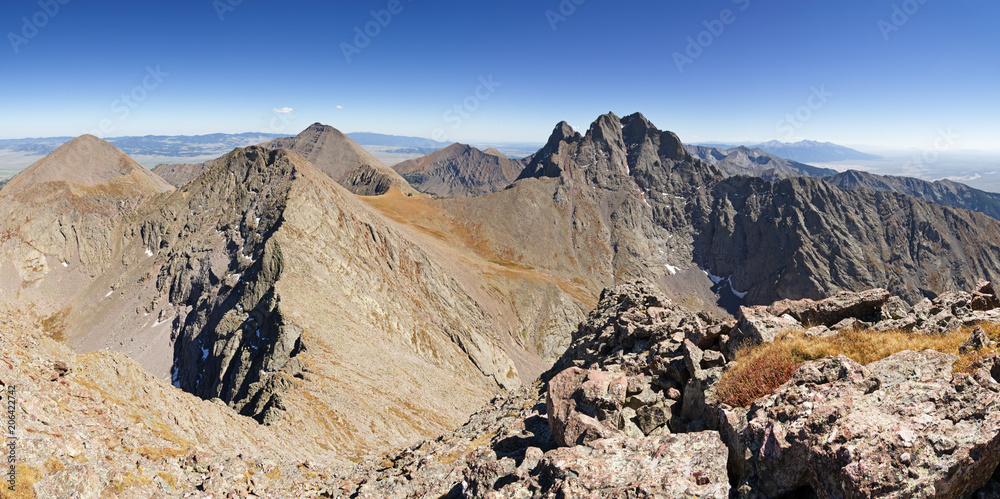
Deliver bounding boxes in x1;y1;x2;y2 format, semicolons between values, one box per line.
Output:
695;139;881;163
4;112;1000;495
685;144;838;180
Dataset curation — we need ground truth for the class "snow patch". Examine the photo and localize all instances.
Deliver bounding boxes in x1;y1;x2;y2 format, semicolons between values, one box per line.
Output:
702;268;725;285
144;248;153;257
61;261;68;267
665;264;679;275
105;290;114;298
201;344;209;360
731;286;748;299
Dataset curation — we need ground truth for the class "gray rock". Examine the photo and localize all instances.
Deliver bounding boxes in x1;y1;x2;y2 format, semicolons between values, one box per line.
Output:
533;434;730;498
546;368;627;447
726;306;800;359
960;326;995;354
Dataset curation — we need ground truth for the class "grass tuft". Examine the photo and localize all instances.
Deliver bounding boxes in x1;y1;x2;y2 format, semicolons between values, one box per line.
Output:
717;323;1000;408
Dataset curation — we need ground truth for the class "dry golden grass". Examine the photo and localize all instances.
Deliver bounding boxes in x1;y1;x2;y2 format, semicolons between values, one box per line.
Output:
717;322;1000;408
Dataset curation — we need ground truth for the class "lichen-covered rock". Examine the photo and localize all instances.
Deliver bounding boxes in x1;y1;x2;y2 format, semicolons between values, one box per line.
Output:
960;326;995;354
528;433;730;498
546;368;627;447
728;351;1000;497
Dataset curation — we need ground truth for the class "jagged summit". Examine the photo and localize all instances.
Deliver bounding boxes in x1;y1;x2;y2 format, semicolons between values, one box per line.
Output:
0;134;173;197
392;142;524;197
264;123;412;195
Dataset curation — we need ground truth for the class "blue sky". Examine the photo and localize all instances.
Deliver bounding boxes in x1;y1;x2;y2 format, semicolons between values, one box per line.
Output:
1;0;997;150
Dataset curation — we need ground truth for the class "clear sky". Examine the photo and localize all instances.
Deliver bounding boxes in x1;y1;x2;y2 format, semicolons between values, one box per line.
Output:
1;0;997;150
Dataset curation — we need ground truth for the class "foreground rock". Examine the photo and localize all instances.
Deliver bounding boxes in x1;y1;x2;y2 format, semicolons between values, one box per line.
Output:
724;351;1000;497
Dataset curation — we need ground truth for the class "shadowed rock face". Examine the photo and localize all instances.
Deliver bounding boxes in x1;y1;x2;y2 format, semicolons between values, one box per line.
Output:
514;112;724;287
393;143;525;197
826;169;1000;221
689;175;1000;305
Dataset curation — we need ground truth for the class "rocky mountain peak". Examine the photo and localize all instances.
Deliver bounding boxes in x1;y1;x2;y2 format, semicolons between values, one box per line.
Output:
392;142;525;196
551;121;581;144
0;133;173;197
586;112;626;149
264;123;412;196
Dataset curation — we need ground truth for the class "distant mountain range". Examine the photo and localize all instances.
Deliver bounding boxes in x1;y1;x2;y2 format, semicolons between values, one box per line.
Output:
693;139;881;163
685;145;838;180
346;132;450;151
0;133;286;158
825;169;1000;221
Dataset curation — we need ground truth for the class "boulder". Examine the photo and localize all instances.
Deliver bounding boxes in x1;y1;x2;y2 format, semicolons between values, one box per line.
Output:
768;288;890;326
530;434;730;498
960;326;995;354
881;295;911;320
547;368;627;447
972;281;1000;311
725;306;800;359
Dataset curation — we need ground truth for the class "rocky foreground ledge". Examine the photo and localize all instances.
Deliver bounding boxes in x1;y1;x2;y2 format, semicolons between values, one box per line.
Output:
7;280;1000;497
341;281;1000;498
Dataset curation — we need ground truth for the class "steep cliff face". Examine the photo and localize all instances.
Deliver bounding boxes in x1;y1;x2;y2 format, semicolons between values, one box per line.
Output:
690;175;1000;304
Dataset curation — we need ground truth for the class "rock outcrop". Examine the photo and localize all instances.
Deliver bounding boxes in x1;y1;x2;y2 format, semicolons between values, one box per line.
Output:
392;143;525;197
723;351;1000;497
